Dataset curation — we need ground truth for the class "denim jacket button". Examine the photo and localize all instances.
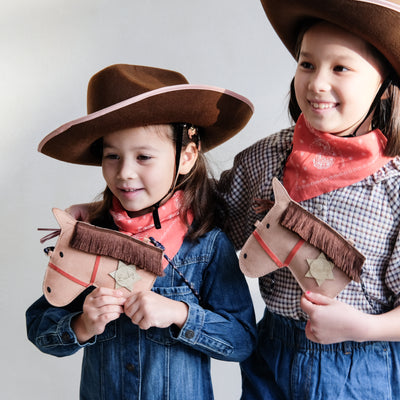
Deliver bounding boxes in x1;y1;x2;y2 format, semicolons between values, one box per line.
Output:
185;330;195;339
125;363;135;372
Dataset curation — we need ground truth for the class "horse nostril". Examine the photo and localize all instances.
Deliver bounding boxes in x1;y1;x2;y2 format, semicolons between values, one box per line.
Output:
46;287;52;293
44;246;55;255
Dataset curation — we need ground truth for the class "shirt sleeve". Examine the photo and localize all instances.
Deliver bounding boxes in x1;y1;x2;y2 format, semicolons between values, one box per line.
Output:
385;231;400;308
171;231;257;362
26;290;96;357
218;129;294;250
218;150;258;249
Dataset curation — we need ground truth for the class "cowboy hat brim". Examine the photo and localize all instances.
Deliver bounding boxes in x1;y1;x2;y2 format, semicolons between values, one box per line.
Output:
38;84;254;165
260;0;400;77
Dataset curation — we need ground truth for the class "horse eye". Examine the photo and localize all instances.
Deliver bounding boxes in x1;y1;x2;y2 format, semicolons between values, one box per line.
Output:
266;223;270;229
46;287;52;293
59;252;64;258
243;253;247;259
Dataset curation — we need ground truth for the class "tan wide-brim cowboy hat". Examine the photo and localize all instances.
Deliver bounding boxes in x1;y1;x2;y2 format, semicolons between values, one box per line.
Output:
38;64;254;165
260;0;400;77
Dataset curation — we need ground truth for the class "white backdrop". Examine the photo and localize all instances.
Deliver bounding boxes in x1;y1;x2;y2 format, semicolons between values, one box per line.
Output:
1;1;295;398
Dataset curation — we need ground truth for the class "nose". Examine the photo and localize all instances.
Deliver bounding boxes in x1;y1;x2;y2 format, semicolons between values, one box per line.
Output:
44;246;55;256
117;159;137;180
308;69;331;93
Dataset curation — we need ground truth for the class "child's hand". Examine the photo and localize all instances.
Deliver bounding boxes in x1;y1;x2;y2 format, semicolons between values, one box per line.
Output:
65;203;91;221
72;287;126;343
124;291;189;331
300;291;369;344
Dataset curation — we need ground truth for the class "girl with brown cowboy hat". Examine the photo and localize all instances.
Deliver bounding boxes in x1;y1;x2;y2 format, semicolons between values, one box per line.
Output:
26;64;257;399
216;0;400;399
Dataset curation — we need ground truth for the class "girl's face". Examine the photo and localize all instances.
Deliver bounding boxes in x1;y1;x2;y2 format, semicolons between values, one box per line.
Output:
102;124;196;218
294;22;385;136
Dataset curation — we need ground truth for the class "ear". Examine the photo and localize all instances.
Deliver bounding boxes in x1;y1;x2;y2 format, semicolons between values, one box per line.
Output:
272;178;291;206
379;74;392;100
52;208;78;227
380;87;389;100
178;142;198;175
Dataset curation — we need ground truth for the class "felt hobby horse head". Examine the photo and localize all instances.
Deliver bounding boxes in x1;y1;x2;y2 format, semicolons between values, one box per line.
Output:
40;208;164;307
239;178;365;298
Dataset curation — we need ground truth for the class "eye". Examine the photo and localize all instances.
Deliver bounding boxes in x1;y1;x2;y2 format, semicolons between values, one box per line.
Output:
299;61;314;70
333;65;349;72
137;154;152;161
266;223;270;229
59;252;64;258
103;153;119;160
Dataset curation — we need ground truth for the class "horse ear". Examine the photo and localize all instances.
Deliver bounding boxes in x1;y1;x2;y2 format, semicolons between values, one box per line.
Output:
52;208;77;229
272;177;291;206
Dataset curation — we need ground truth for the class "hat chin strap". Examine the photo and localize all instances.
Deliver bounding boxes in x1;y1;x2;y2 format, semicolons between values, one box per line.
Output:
350;76;392;137
152;128;184;229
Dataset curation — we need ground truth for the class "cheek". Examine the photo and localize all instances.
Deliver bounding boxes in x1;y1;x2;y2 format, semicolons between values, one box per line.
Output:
294;77;306;106
151;166;174;186
101;164;107;178
294;72;304;91
102;164;113;184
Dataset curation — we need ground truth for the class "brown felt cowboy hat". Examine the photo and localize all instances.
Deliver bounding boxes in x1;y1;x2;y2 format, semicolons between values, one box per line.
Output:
38;64;254;165
260;0;400;77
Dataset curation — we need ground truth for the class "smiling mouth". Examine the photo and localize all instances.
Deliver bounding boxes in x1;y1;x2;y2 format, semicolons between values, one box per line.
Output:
120;187;141;193
310;101;337;110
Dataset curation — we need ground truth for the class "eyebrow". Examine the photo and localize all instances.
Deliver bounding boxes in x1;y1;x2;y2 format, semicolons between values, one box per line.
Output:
298;50;312;58
102;143;158;153
298;50;356;64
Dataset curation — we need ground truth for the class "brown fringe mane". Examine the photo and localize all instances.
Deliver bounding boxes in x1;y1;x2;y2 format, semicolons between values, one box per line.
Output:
280;202;365;282
70;222;164;276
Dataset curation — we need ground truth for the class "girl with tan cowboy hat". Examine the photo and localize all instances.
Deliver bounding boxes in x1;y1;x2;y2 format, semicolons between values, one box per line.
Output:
217;0;400;398
26;64;257;399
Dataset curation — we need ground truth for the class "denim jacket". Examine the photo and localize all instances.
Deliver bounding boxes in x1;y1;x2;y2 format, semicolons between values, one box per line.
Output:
26;227;256;400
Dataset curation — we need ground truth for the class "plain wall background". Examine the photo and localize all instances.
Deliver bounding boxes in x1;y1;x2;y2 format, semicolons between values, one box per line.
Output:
1;1;295;398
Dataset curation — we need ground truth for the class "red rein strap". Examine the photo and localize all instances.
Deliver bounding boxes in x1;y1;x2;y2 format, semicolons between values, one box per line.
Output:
252;230;305;268
48;255;101;288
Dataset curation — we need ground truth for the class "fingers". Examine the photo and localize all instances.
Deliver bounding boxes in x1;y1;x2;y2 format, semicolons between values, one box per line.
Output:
87;287;125;305
304;320;317;342
123;292;188;330
301;292;341;344
124;293;149;329
300;293;313;315
303;291;332;305
86;288;125;315
301;293;322;342
82;288;126;335
301;291;333;314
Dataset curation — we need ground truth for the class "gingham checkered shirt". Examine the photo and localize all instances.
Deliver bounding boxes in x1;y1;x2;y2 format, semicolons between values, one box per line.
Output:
219;127;400;320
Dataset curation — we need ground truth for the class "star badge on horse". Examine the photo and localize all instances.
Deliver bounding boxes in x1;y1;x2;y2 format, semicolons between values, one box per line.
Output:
39;209;164;307
239;178;365;298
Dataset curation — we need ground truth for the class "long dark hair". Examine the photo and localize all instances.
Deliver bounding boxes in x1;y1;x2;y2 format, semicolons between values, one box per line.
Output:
87;124;226;241
288;20;400;157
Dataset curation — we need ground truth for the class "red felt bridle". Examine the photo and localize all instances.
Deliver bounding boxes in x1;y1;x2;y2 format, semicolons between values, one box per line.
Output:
47;255;101;288
252;230;305;268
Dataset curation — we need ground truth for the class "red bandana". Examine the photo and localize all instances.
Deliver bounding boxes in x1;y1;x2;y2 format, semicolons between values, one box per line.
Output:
110;191;193;269
283;114;394;203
